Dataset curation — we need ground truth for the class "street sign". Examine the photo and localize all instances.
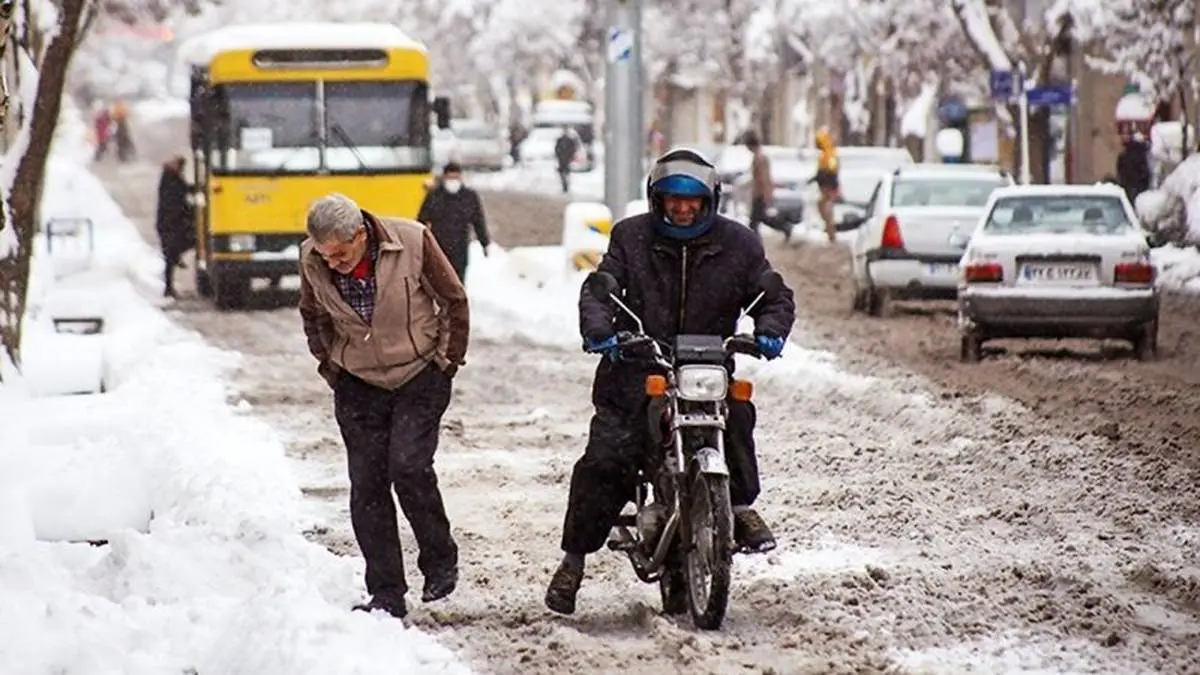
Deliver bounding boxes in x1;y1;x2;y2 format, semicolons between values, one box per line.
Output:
937;98;968;123
607;27;633;63
1026;84;1073;107
989;69;1015;101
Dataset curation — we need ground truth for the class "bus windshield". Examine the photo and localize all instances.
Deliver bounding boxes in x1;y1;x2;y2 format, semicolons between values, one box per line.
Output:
209;80;431;174
324;81;430;171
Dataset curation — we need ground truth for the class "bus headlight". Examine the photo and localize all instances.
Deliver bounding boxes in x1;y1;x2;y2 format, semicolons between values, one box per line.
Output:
676;365;727;401
228;234;256;252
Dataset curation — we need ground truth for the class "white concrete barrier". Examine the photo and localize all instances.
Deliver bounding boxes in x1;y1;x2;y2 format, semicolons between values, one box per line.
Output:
561;201;612;272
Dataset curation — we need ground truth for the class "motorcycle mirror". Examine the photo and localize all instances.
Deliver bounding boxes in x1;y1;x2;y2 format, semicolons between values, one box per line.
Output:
755;270;784;297
586;270;620;300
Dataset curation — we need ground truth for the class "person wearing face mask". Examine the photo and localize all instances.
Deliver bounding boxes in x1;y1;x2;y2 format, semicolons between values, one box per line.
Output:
543;147;796;616
416;161;492;283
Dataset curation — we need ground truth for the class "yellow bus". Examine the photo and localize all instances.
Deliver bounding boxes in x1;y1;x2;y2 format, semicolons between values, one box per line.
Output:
182;22;451;309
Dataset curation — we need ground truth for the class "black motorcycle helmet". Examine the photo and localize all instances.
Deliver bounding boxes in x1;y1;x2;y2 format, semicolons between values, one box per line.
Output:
645;147;721;240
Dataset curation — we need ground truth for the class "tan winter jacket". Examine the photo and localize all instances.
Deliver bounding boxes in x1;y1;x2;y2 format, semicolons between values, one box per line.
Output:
299;212;470;391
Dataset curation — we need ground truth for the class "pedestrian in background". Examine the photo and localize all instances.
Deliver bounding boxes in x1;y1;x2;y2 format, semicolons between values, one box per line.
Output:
417;161;492;283
155;155;193;298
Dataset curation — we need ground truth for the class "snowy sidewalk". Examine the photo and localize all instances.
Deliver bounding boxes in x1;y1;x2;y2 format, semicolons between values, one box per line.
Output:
0;109;470;672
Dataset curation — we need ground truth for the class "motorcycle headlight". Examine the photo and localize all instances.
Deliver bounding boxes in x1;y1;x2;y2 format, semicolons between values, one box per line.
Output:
676;365;727;401
227;234;256;252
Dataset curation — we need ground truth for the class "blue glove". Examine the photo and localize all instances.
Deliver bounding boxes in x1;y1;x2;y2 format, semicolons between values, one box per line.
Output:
756;335;785;360
584;334;621;362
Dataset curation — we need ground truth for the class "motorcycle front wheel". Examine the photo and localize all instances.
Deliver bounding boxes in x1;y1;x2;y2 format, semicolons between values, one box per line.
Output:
685;470;733;629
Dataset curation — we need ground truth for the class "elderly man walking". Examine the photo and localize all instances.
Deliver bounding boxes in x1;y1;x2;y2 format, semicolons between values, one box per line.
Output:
298;192;471;619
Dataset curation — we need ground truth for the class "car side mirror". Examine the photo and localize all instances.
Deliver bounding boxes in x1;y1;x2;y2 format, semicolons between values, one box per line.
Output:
432;96;452;130
836;214;866;232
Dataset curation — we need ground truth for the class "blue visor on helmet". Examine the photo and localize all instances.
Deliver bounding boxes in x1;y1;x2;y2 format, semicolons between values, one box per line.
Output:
652;174;710;198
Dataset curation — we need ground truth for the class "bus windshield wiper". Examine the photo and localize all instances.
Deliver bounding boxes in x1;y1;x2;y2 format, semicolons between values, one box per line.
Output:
329;122;367;170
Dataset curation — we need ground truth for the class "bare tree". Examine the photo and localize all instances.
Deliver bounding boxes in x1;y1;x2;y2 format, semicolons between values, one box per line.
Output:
1090;0;1196;158
0;0;91;376
949;0;1072;183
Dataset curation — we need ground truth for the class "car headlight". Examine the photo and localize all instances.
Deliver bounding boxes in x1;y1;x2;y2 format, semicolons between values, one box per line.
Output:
676;365;728;401
228;234;256;252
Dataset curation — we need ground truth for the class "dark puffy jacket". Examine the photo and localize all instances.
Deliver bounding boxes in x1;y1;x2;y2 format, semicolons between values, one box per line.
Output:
578;213;796;409
155;167;193;257
416;184;491;273
1116;140;1152;204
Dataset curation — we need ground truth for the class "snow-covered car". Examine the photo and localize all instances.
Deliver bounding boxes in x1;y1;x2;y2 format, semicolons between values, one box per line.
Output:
432;126;456;170
718;144;801;213
450;119;506;171
850;164;1013;315
957;184;1160;362
797;145;915;173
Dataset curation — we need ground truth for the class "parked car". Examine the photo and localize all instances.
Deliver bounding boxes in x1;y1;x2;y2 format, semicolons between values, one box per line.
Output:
957;183;1159;362
849;164;1014;316
432;126;456;170
797;145;915;173
450;119;507;171
717;144;800;213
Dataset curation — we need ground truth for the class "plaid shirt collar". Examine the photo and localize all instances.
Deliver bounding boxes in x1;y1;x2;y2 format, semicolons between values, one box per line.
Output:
331;216;380;324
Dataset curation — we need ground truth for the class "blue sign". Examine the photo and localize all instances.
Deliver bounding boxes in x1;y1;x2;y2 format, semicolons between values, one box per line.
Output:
607;28;633;63
1026;85;1073;107
990;70;1016;100
938;98;968;123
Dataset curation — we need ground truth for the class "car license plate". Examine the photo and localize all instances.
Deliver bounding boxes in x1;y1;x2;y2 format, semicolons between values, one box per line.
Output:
1019;263;1096;284
924;263;958;277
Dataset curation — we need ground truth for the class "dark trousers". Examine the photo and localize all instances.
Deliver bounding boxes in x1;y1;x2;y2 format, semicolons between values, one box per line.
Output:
161;247;181;294
333;364;457;597
559;398;760;554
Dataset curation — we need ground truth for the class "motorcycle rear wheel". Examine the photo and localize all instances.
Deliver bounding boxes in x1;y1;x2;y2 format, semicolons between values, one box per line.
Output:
685;471;733;630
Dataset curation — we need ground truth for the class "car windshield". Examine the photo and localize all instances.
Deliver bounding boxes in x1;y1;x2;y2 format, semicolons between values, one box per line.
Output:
890;178;1007;207
984;195;1133;235
453;125;496;140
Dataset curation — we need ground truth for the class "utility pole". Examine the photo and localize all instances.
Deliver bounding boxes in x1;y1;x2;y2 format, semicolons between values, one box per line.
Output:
603;0;645;219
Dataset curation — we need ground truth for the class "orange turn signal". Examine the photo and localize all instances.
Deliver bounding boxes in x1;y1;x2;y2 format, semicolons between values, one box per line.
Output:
730;379;753;402
645;374;668;397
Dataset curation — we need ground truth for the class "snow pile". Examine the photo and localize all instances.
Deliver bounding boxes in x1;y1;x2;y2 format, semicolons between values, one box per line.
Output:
0;107;469;673
1137;154;1200;247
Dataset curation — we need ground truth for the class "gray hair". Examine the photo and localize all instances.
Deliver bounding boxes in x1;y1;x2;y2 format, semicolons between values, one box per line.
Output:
306;193;363;243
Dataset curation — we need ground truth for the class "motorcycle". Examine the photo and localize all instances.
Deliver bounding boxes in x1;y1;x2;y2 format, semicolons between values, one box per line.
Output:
584;268;785;630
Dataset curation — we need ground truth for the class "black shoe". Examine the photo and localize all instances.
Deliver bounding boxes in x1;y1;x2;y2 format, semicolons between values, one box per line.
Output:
352;592;407;619
421;566;458;603
544;561;583;615
734;509;777;554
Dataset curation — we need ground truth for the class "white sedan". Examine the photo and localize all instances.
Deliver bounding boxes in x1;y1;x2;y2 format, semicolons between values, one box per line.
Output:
957;184;1160;362
849;164;1013;316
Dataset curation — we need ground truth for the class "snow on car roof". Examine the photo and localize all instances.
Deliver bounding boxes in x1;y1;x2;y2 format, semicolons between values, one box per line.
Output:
178;22;426;66
991;183;1128;198
892;164;1010;180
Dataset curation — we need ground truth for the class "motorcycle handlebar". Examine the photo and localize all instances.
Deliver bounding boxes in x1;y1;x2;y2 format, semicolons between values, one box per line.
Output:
724;334;762;358
612;332;763;360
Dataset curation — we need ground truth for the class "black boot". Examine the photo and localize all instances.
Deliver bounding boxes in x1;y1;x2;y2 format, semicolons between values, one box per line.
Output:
421;566;458;603
353;591;407;619
544;561;583;615
734;509;777;553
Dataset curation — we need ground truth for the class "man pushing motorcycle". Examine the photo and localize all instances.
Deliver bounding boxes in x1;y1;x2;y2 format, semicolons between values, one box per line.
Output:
545;147;797;616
